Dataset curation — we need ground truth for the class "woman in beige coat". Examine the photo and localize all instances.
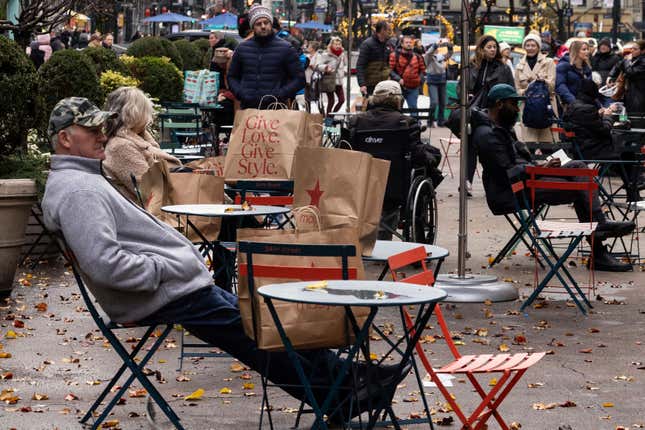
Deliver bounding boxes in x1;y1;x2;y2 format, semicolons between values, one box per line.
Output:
514;33;558;142
103;87;182;201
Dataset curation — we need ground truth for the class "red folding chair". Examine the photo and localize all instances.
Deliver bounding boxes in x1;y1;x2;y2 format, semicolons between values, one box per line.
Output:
514;166;599;314
388;246;546;430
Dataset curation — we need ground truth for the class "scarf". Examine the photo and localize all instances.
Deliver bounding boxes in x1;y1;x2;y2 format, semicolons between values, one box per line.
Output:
331;46;343;57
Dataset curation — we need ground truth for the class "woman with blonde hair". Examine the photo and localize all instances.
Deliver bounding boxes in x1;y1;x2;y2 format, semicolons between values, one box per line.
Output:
315;36;347;114
103;87;181;201
556;40;592;107
514;32;557;142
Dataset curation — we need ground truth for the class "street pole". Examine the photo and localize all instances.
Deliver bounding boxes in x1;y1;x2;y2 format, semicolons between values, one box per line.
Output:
611;0;620;44
435;0;518;304
346;0;353;112
457;0;468;278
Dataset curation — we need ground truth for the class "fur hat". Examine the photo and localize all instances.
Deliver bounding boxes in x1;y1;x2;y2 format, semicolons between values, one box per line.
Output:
248;4;272;27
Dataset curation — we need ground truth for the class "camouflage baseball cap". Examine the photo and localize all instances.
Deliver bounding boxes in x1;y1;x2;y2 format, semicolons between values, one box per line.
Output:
47;97;117;137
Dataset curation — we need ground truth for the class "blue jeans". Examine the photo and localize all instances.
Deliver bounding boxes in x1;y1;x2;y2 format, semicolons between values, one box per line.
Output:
402;87;419;115
428;81;447;125
138;286;343;405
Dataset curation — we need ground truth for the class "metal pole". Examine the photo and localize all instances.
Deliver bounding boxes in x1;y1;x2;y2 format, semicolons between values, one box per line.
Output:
346;0;353;112
457;0;469;278
611;0;620;44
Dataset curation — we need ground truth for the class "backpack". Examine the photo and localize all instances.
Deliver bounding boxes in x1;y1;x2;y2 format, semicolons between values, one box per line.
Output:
522;80;553;129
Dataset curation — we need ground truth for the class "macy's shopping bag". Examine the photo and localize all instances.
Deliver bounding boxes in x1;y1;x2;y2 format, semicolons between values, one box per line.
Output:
237;226;368;351
223;108;323;181
139;159;225;241
292;147;390;255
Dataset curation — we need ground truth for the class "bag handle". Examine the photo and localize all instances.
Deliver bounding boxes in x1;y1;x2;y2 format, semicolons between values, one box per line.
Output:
336;139;353;150
292;205;322;231
267;101;289;110
258;94;279;109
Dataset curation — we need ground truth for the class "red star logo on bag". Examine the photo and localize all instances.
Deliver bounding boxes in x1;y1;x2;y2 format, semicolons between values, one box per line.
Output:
306;179;324;207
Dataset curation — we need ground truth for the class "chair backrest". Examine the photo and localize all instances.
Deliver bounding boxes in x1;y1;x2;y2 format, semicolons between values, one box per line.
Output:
352;128;412;206
234;180;294;196
238;241;358;342
387;246;461;359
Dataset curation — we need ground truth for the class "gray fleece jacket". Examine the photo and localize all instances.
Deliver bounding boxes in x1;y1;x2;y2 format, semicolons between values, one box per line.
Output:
42;155;213;323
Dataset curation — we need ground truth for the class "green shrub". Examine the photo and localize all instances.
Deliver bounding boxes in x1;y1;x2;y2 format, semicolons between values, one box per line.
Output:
99;70;141;99
192;38;211;68
173;39;203;71
0;36;42;159
82;46;129;77
38;50;102;121
126;56;183;102
126;37;183;70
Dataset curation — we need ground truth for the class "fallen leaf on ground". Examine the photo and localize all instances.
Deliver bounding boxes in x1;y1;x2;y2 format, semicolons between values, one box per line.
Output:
229;363;245;372
532;402;557;410
128;389;147;398
102;419;120;428
579;348;593;354
176;375;191;382
219;387;232;394
242;383;254;390
184;388;205;400
5;330;17;339
560;400;577;407
499;344;510;352
34;303;47;312
602;402;615;408
1;372;13;380
64;393;79;401
489;378;497;386
32;393;48;400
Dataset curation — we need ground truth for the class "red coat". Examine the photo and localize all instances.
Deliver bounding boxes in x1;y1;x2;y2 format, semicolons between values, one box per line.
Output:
389;50;426;89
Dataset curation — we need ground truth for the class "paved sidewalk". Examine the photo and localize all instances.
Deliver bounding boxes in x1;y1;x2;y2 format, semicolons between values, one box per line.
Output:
1;127;644;430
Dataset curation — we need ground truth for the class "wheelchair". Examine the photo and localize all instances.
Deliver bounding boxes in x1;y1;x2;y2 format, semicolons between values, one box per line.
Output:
350;127;439;245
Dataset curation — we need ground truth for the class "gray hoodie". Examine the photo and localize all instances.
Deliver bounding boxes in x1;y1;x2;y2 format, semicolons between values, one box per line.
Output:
42;155;213;323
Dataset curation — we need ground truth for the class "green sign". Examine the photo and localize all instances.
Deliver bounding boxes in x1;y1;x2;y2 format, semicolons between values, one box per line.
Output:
483;25;526;45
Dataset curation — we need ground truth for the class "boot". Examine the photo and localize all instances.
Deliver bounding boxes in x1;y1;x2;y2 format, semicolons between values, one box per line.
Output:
594;219;635;239
589;244;633;272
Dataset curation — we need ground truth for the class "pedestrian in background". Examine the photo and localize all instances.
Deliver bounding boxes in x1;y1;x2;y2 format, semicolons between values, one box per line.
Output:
556;40;592;108
462;34;514;195
389;35;425;114
499;42;514;74
315;36;347;114
591;38;620;107
425;41;452;127
608;40;645;114
356;20;392;96
514;32;557;142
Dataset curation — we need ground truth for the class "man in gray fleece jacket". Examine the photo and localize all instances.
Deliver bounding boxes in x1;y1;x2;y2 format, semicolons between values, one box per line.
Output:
42;97;409;424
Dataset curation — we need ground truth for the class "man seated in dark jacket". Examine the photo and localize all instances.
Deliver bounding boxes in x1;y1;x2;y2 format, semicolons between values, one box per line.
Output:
473;84;635;271
562;79;641;201
348;80;443;239
228;4;305;109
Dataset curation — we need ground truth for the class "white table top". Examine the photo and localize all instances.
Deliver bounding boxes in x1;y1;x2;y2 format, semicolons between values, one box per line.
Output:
258;280;447;307
161;204;290;218
363;240;449;262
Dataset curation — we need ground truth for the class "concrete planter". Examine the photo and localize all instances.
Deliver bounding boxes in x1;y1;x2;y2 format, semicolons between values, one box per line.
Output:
0;179;37;299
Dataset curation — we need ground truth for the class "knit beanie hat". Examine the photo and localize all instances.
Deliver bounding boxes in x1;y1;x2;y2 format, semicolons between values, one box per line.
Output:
523;33;542;48
248;4;273;27
598;38;611;49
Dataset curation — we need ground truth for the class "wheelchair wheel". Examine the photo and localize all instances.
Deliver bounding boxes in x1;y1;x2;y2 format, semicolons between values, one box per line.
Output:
405;176;438;244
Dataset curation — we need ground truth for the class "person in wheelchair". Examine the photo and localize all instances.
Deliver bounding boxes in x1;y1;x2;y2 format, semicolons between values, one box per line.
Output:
347;80;444;242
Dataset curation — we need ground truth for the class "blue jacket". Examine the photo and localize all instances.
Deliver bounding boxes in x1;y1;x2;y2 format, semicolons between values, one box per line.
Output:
555;54;592;105
228;33;305;109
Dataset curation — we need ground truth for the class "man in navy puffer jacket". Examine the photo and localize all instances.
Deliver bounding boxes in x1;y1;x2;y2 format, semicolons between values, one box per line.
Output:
228;4;305;109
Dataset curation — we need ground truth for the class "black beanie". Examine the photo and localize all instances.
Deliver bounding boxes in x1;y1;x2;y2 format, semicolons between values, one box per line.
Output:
598;38;611;49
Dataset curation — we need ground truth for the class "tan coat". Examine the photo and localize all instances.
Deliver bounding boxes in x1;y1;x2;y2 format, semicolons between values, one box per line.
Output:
514;53;558;142
103;130;182;201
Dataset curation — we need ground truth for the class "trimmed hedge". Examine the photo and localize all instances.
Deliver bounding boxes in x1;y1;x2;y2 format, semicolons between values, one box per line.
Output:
38;50;102;117
0;36;41;157
82;46;129;76
192;38;211;68
173;39;203;71
126;56;183;102
126;37;183;70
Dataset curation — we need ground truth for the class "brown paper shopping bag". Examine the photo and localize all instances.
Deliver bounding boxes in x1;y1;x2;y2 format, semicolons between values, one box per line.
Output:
185;156;226;177
237;226;368;351
292;147;390;255
223;108;322;181
140;159;225;241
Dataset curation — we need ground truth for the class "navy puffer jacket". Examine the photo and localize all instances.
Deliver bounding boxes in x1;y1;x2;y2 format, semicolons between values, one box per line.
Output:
555;54;592;106
228;33;305;109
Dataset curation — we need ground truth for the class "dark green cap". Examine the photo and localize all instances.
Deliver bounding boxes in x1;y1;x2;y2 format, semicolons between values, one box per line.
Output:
486;84;526;106
47;97;117;138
